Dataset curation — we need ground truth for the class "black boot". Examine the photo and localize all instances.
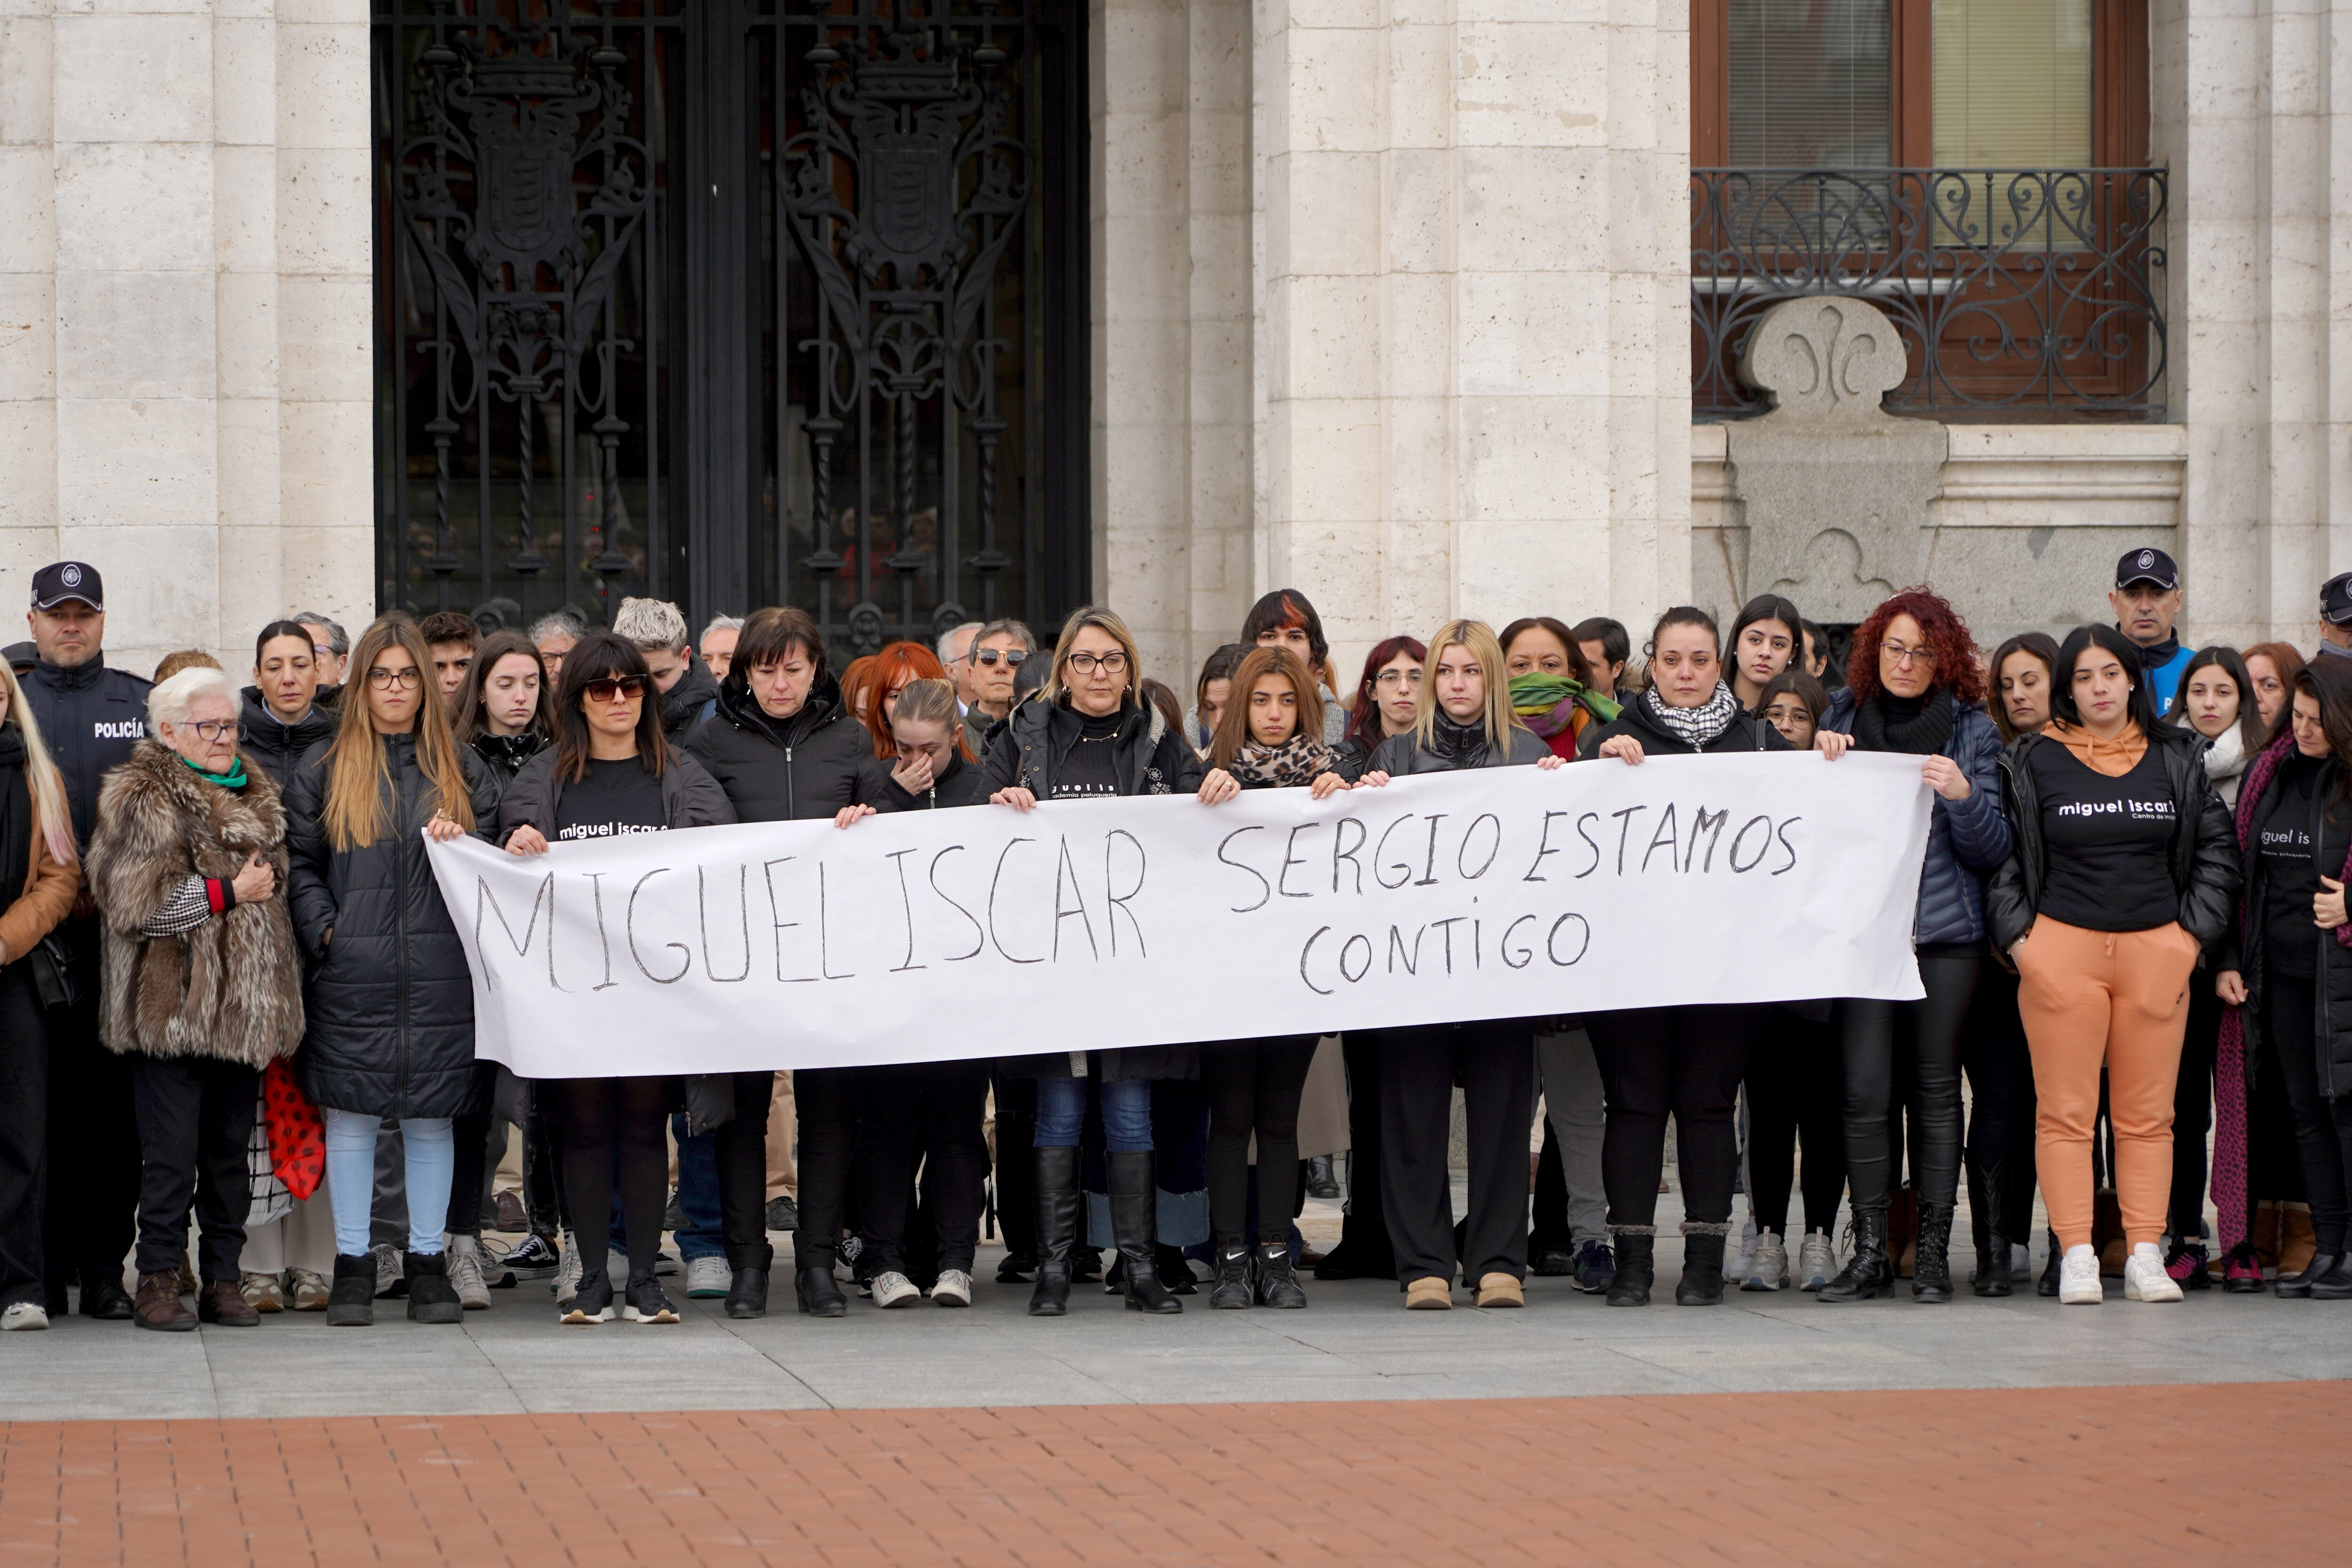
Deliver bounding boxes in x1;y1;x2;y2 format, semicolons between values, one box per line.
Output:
2276;1251;2346;1299
1208;1237;1252;1310
1676;1230;1727;1305
1028;1146;1080;1317
1818;1209;1894;1302
1157;1244;1198;1295
1108;1151;1180;1314
726;1266;769;1320
1605;1232;1654;1307
2036;1228;2061;1297
326;1252;375;1328
1913;1202;1955;1304
1974;1162;2013;1298
405;1250;464;1324
2308;1253;2352;1301
1255;1241;1307;1308
795;1265;846;1316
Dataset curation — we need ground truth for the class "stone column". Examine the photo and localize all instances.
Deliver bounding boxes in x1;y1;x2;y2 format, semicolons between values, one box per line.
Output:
1253;0;1690;679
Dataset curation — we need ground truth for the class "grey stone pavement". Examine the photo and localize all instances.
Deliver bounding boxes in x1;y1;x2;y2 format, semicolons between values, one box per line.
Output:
7;1189;2348;1422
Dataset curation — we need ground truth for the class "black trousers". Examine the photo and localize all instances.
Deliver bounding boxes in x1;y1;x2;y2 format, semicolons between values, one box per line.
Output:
1840;947;1979;1212
710;1069;776;1272
1379;1021;1533;1284
2172;979;2223;1239
1203;1034;1318;1243
445;1061;502;1237
44;929;139;1297
129;1054;258;1282
1963;963;2040;1239
0;964;50;1308
521;1078;568;1235
1589;1004;1759;1229
855;1059;989;1273
1326;1033;1394;1274
2266;971;2352;1254
990;1070;1038;1260
1746;1005;1844;1236
788;1065;856;1272
555;1075;674;1281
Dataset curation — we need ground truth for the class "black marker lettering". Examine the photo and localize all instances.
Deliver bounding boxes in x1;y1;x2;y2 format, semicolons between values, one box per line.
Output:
1278;823;1319;899
1524;811;1568;881
1431;915;1465;973
1772;816;1803;876
1611;805;1647;875
1573;812;1601;878
1416;814;1449;886
1299;926;1333;996
1388;923;1425;975
1374;813;1417;889
698;863;751;982
1457;813;1501;880
1729;815;1773;873
761;856;816;982
585;871;615;991
1547;912;1591;966
1340;934;1373;983
1332;815;1367;894
1641;804;1680;873
817;863;852;979
627;868;691;983
1501;914;1537;969
987;839;1043;964
474;872;555;994
888;849;924;972
1053;836;1098;961
1105;830;1147;957
928;846;985;961
1690;806;1729;873
1217;825;1271;913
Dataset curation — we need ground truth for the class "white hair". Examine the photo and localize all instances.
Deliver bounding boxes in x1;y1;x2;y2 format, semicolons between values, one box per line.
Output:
938;621;984;665
148;666;239;734
612;596;689;653
701;616;745;639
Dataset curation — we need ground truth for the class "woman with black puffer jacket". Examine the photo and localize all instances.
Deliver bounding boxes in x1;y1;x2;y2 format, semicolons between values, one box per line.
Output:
1812;588;2010;1306
984;606;1204;1318
680;606;882;1322
1353;620;1565;1312
1574;605;1794;1309
282;614;501;1330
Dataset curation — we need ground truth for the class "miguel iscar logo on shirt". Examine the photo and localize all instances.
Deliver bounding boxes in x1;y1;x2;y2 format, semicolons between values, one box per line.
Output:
2051;797;2176;822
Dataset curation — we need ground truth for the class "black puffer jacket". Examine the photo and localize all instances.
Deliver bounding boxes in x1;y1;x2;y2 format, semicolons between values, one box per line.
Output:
868;750;991;812
493;747;738;842
283;735;503;1119
1372;720;1555;774
1572;692;1790;761
659;658;721;742
469;730;547;787
239;687;336;785
984;696;1203;1082
1983;724;2240;953
679;677;877;823
2229;735;2352;1098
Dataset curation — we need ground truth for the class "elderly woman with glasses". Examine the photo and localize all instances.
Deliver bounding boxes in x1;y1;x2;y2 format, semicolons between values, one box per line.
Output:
84;666;305;1331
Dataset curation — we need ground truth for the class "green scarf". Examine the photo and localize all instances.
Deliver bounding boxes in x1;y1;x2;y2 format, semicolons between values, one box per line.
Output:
1509;673;1621;740
179;754;248;791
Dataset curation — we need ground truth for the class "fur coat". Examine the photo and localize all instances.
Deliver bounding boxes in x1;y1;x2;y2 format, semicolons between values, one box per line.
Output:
85;740;303;1068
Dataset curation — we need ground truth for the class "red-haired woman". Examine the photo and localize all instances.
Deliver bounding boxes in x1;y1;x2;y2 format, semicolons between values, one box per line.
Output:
1331;635;1427;781
1501;616;1618;762
1242;589;1347;744
1814;588;2011;1302
855;642;956;758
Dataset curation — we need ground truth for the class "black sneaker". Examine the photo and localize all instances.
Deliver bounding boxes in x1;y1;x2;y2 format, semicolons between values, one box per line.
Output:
561;1269;615;1325
493;1232;561;1286
664;1189;688;1234
624;1276;679;1323
765;1195;799;1232
995;1252;1037;1283
1529;1248;1576;1277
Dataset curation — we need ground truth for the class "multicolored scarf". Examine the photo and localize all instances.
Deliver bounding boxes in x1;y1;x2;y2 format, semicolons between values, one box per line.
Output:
1225;732;1338;788
1509;673;1620;742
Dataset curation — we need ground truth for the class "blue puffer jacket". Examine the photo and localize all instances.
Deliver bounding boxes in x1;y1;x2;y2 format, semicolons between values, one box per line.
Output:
1824;688;2010;946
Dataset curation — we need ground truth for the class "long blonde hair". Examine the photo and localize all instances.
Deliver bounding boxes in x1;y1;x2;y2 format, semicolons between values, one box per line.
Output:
0;662;76;865
1041;605;1145;711
320;614;477;851
1414;619;1522;752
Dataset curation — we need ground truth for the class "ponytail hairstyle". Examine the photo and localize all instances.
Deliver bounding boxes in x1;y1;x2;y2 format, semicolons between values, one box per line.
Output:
0;661;77;865
1208;647;1325;768
319;614;477;852
2049;623;2160;736
1414;620;1520;751
888;677;975;762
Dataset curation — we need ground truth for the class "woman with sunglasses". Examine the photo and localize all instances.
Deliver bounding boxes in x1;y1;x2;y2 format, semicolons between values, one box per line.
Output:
986;606;1204;1315
283;615;501;1329
499;632;735;1323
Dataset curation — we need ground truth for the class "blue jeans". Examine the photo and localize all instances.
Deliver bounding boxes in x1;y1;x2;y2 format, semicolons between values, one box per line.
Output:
670;1117;724;1262
1035;1076;1152;1152
325;1108;452;1257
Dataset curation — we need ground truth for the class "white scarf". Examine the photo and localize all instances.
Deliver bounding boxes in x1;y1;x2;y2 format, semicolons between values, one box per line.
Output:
2200;724;2249;785
1644;682;1741;748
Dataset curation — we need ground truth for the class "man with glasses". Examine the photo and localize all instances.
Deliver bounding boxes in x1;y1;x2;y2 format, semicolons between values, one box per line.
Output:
960;618;1033;759
2108;548;2194;712
20;562;151;1320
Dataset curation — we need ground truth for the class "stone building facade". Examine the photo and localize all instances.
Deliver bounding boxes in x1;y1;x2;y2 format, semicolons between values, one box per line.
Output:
0;1;2342;680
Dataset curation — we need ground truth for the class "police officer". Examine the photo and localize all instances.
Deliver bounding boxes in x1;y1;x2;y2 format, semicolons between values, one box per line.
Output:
2318;572;2352;661
20;562;150;1319
2108;547;2194;709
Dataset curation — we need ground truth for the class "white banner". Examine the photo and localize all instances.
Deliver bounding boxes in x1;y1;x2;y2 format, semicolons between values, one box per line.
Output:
427;752;1933;1076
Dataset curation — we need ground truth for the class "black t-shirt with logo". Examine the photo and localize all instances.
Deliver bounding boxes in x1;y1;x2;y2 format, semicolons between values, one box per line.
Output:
1050;713;1123;801
2030;741;2177;932
554;756;668;842
2257;752;2347;978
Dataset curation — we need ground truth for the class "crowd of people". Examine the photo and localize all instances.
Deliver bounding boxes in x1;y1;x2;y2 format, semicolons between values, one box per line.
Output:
0;541;2347;1335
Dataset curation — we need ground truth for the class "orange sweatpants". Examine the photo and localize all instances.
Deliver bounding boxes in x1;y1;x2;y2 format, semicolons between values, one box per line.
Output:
2013;915;2201;1250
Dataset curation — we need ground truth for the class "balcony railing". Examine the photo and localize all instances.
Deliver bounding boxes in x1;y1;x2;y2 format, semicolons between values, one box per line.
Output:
1691;167;2169;421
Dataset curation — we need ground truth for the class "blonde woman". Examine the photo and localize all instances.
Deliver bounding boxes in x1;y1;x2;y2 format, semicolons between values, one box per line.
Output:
985;606;1204;1316
0;661;81;1330
1355;620;1562;1310
282;615;499;1329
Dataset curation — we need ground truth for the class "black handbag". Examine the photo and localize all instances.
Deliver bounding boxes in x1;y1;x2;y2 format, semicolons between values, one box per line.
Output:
26;928;79;1011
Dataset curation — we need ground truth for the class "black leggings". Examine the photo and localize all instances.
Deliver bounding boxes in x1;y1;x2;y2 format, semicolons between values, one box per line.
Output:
1745;1006;1844;1236
1589;1004;1759;1229
854;1059;990;1274
790;1065;857;1271
2267;971;2352;1253
1963;963;2039;1239
1841;947;1979;1212
555;1075;674;1283
1202;1035;1318;1243
2172;980;2223;1238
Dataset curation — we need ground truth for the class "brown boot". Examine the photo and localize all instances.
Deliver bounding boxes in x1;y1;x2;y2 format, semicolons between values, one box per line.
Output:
133;1270;195;1333
197;1279;259;1328
2280;1203;2318;1279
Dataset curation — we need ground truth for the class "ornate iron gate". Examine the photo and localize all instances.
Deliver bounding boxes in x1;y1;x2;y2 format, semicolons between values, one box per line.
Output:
373;0;1088;653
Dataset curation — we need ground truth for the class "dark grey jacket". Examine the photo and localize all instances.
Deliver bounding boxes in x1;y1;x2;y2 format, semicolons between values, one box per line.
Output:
1822;689;2010;947
491;747;738;844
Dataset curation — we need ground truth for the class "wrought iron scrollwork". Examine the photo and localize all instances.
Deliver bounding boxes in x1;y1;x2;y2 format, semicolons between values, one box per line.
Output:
1691;167;2169;419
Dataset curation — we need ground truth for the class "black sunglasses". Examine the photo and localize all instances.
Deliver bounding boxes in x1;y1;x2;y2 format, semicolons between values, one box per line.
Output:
582;675;649;704
973;648;1025;668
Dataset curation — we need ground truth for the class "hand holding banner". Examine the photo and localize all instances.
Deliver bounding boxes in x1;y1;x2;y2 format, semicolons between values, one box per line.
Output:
428;751;1932;1076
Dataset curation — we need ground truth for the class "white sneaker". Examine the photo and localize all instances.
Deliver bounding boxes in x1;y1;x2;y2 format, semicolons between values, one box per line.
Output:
446;1234;492;1310
930;1268;974;1307
685;1256;731;1298
554;1234;583;1305
1741;1232;1789;1291
2010;1242;2032;1282
371;1241;403;1298
2123;1242;2183;1303
1728;1218;1758;1284
0;1301;48;1331
2058;1244;2103;1305
871;1270;921;1308
1796;1231;1836;1292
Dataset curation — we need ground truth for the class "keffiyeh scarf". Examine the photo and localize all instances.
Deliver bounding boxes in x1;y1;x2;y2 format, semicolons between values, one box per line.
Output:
1642;681;1740;749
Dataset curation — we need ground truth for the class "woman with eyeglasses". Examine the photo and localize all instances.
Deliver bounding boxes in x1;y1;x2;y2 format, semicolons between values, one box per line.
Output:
283;615;501;1329
499;632;736;1323
1813;589;2010;1304
986;606;1204;1315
